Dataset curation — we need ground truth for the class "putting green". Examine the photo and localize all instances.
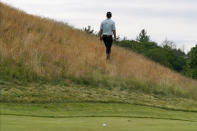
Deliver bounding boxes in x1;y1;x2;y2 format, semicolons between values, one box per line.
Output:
1;115;197;131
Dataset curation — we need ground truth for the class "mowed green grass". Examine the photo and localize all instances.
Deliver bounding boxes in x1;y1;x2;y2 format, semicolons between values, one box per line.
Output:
1;103;197;131
2;115;197;131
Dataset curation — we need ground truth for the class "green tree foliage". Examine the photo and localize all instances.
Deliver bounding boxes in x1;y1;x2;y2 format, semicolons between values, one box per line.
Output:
145;48;173;68
115;30;195;80
184;45;197;79
82;25;94;34
115;39;187;73
136;29;150;42
162;39;176;49
189;45;197;68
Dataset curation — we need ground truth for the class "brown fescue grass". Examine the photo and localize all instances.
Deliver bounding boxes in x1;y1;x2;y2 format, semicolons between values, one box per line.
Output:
0;3;197;99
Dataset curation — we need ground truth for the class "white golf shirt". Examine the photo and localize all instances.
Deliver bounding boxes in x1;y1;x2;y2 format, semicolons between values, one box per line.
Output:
100;18;116;36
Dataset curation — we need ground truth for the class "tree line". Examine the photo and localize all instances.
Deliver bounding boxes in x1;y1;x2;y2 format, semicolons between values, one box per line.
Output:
82;26;197;80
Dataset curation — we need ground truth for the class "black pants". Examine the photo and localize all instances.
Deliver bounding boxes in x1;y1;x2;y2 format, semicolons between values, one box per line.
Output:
102;35;113;54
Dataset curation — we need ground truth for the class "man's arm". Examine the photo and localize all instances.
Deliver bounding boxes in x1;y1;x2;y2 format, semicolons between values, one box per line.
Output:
99;29;103;40
112;30;116;42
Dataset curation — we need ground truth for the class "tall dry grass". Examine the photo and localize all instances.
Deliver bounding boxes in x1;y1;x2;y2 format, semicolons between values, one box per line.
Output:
0;2;197;95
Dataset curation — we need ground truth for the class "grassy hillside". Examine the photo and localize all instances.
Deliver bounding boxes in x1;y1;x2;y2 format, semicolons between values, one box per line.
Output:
0;2;197;105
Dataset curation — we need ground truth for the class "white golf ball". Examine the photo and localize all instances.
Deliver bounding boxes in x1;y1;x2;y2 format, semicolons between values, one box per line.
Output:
103;123;107;127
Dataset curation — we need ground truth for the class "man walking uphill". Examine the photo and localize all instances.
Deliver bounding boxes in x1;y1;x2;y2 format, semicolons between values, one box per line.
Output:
99;12;116;60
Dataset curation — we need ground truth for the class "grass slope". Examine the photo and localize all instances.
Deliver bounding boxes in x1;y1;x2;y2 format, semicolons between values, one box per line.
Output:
0;2;197;104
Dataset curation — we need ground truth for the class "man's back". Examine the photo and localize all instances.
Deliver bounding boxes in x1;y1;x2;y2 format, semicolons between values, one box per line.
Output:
100;19;115;36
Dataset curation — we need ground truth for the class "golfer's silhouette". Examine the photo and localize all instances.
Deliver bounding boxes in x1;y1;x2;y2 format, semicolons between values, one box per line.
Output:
99;12;116;60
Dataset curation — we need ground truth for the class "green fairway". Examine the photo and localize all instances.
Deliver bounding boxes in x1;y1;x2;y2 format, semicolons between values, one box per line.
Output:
1;103;197;131
1;115;197;131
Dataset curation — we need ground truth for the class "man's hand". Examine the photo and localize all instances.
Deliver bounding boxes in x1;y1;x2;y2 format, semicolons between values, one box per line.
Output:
112;30;116;43
100;36;103;41
114;38;117;42
99;29;103;41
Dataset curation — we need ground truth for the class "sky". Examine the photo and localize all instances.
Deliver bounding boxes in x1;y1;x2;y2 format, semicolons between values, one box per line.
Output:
1;0;197;52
